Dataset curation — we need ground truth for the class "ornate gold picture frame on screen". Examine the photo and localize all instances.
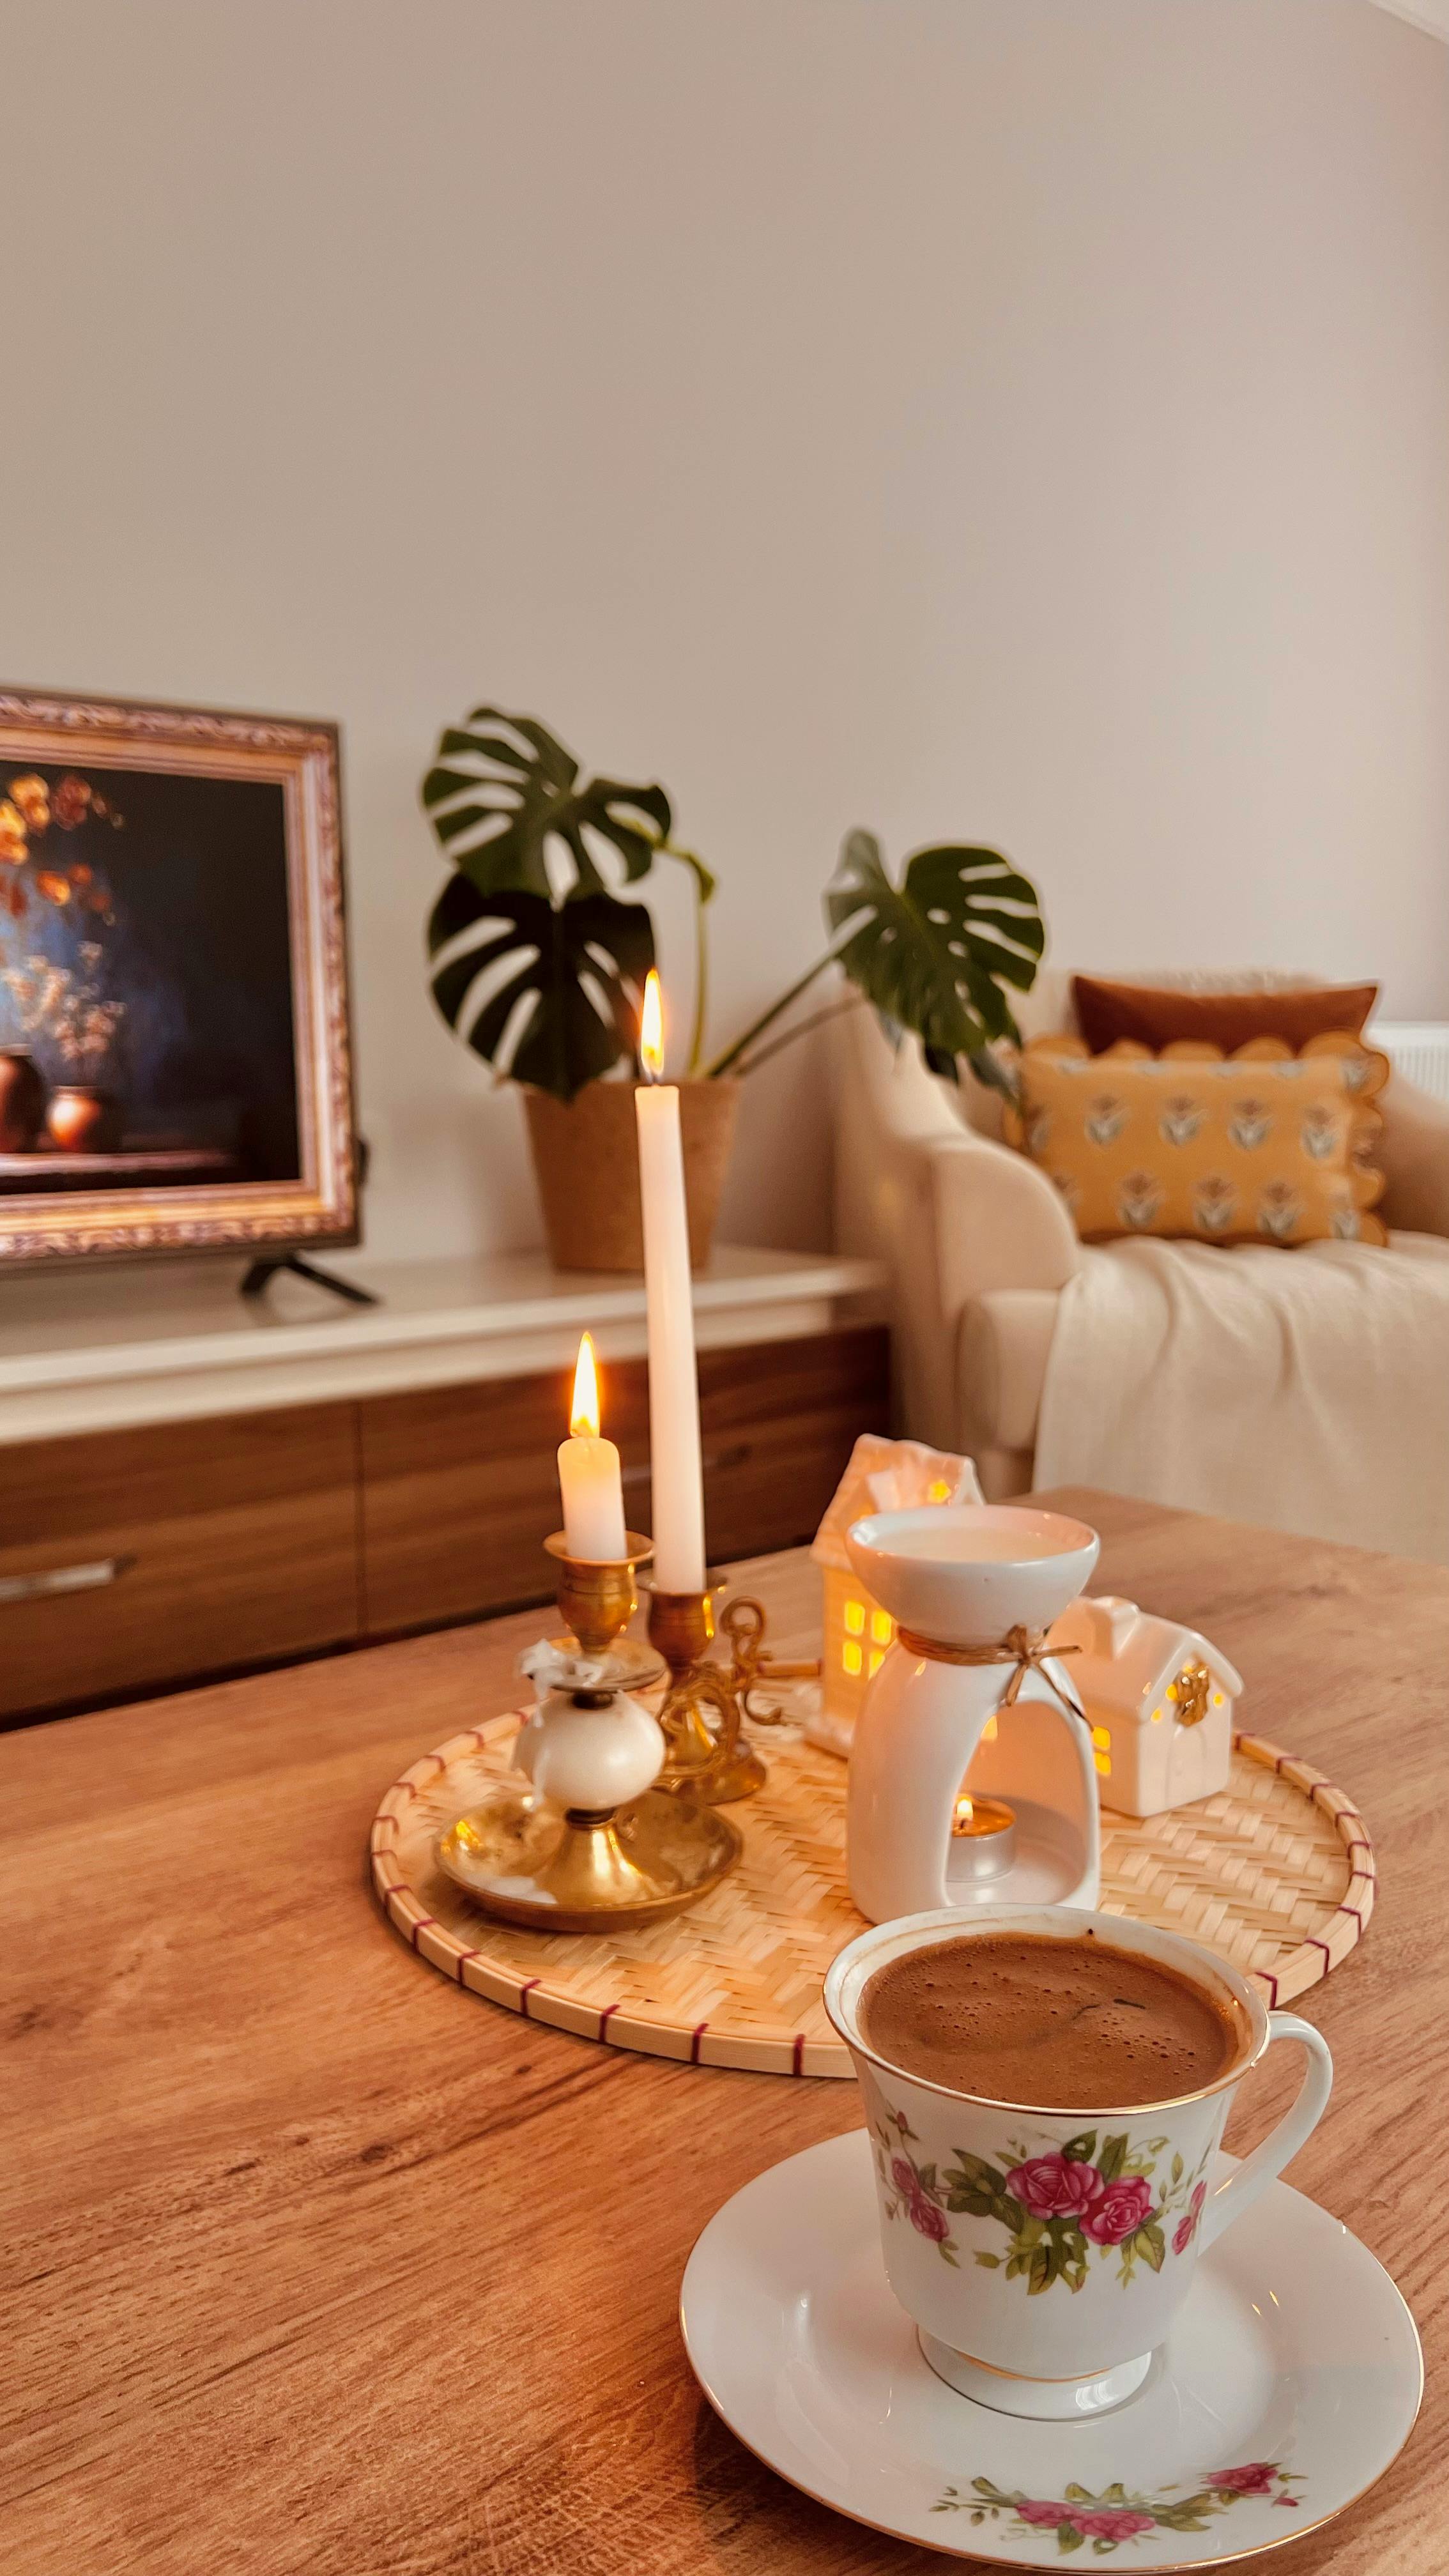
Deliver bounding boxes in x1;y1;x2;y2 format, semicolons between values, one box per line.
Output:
0;686;356;1269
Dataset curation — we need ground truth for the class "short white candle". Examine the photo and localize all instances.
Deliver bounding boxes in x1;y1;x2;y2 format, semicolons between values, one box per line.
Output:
635;971;707;1594
557;1332;628;1561
949;1791;1017;1883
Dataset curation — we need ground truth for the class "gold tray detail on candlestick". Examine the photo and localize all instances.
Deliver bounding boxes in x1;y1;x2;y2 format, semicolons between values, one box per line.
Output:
433;1531;743;1933
643;1579;823;1805
436;1788;740;1934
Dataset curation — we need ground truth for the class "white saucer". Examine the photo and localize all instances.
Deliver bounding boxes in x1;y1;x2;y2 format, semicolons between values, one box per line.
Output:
680;2131;1421;2569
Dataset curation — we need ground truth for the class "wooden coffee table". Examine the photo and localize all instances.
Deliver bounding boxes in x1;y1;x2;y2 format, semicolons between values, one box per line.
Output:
2;1490;1443;2574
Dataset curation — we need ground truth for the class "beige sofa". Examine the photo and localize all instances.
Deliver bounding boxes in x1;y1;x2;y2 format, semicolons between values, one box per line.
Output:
832;974;1449;1503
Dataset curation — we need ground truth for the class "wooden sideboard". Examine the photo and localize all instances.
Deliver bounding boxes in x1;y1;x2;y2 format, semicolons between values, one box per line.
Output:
0;1321;889;1722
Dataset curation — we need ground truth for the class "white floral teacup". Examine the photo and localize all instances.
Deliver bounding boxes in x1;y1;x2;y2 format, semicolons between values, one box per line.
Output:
824;1905;1332;2419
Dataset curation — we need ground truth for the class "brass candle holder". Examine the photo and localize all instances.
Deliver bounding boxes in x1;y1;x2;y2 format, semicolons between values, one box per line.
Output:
546;1531;650;1652
645;1575;762;1804
644;1579;823;1805
435;1533;740;1932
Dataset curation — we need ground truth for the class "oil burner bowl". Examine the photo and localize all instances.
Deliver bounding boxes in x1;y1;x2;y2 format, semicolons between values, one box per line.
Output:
844;1505;1100;1646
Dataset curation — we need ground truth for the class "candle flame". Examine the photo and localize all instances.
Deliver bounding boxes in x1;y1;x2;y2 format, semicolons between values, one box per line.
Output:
951;1791;1015;1840
640;969;664;1081
570;1331;601;1438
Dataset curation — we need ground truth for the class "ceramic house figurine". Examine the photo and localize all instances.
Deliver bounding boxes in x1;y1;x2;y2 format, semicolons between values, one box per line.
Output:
1046;1595;1243;1818
806;1435;983;1754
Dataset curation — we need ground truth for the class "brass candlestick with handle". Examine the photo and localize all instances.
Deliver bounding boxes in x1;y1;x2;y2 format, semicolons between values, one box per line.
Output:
645;1580;823;1805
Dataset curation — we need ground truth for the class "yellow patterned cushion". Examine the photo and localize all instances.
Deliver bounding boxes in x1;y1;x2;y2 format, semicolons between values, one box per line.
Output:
1003;1034;1388;1246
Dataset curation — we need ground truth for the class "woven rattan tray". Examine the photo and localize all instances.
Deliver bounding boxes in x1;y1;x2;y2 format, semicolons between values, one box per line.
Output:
371;1705;1374;2077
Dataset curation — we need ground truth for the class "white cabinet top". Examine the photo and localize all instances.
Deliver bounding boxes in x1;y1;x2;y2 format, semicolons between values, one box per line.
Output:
0;1245;884;1445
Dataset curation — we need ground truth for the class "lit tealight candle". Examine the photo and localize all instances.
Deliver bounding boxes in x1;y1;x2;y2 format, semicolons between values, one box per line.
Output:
557;1332;628;1563
634;970;707;1594
949;1791;1017;1882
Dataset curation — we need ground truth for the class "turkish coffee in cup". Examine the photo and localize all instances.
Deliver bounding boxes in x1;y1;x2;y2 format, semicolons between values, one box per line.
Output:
857;1926;1250;2112
824;1905;1333;2418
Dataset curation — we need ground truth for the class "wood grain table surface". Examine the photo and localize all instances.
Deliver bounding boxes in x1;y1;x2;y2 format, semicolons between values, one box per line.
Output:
4;1489;1445;2576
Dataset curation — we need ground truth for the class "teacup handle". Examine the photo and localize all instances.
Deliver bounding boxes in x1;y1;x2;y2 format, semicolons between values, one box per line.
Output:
1200;2011;1333;2251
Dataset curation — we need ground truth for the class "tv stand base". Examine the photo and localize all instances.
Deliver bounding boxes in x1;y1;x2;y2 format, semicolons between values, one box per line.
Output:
240;1253;379;1308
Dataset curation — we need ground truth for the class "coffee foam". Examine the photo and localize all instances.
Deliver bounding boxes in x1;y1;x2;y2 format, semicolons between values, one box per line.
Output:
859;1930;1248;2112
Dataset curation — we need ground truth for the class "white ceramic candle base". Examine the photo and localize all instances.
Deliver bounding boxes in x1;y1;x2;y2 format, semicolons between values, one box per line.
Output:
843;1505;1103;1924
514;1680;665;1811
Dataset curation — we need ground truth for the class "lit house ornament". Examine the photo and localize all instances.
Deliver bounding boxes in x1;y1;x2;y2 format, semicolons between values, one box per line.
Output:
806;1435;983;1754
1045;1595;1243;1819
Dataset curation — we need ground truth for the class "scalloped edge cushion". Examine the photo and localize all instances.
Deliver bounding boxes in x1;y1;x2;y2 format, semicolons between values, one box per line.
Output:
1004;1032;1389;1247
1071;976;1379;1054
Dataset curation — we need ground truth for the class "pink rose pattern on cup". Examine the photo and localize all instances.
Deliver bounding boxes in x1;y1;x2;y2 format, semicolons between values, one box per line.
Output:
935;2464;1304;2556
882;2142;964;2265
872;2102;1213;2293
1172;2179;1208;2256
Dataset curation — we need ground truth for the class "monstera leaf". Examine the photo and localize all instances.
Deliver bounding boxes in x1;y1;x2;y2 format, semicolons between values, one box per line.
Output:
427;873;655;1101
422;707;679;901
825;831;1044;1080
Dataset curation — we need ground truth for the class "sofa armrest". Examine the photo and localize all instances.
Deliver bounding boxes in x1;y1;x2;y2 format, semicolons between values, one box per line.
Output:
928;1133;1082;1312
1379;1075;1449;1239
830;1006;1081;1446
958;1287;1061;1455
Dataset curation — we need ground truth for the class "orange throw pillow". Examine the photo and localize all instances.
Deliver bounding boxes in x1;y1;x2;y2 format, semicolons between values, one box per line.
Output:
1071;977;1379;1056
1004;1036;1388;1246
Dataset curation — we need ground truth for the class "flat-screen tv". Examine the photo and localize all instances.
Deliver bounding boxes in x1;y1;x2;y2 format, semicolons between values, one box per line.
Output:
0;686;356;1270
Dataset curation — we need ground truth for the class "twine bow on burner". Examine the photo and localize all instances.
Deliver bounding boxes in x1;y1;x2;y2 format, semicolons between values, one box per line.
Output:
894;1622;1086;1724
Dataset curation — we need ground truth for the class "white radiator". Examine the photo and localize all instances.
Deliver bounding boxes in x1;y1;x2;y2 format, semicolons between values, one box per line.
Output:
1368;1022;1449;1104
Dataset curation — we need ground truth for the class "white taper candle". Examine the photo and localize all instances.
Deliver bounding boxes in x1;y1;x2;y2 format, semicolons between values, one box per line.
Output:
635;972;707;1593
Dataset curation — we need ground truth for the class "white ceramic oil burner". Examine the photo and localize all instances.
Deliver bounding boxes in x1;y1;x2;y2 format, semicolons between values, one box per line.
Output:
844;1504;1102;1924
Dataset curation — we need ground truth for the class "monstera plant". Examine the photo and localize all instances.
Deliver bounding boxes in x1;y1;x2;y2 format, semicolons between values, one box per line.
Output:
702;829;1045;1091
422;709;712;1102
421;705;1046;1268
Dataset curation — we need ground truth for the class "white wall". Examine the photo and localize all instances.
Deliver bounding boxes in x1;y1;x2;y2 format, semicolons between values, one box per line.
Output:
3;0;1446;1264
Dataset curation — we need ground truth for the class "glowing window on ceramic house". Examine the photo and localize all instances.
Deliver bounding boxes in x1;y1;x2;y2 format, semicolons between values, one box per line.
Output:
843;1639;862;1675
870;1609;893;1645
844;1599;866;1636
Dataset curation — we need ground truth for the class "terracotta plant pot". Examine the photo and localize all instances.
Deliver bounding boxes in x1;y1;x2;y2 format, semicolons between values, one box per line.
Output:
523;1078;740;1273
46;1084;123;1154
0;1049;46;1152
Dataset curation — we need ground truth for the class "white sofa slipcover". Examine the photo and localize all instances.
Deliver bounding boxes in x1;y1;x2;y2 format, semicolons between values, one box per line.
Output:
832;977;1449;1555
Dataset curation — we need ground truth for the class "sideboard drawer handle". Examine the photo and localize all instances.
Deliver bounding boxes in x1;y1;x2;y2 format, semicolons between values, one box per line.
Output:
0;1555;135;1605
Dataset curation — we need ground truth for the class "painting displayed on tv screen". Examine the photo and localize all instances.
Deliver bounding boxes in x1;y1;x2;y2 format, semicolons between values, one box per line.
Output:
0;689;356;1268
